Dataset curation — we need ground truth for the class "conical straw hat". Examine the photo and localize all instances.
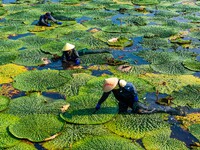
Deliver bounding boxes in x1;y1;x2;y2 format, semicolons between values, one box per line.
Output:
62;43;75;51
103;77;119;92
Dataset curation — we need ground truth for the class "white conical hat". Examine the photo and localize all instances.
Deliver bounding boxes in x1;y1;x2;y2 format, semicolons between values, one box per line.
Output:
62;43;75;51
103;77;119;92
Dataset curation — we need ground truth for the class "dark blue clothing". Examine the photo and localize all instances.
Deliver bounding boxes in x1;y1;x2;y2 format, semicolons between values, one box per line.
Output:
38;14;57;26
61;49;80;62
97;81;139;112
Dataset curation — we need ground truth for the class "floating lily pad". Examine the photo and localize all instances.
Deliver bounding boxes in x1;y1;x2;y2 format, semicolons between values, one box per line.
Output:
14;49;52;66
0;40;23;52
0;52;18;65
60;94;118;125
132;0;159;5
140;73;200;94
57;72;93;97
42;124;109;149
105;113;169;140
40;41;65;56
188;124;200;141
171;85;200;108
182;60;200;71
19;36;52;49
13;70;69;92
137;50;194;74
0;96;10;111
6;142;37;150
9;114;64;142
0;114;20;149
72;135;144;150
81;53;113;66
5;93;68;117
142;128;188;150
107;36;133;48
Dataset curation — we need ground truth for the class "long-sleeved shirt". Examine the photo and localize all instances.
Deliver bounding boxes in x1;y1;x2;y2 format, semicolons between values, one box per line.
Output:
97;83;138;107
61;49;80;62
38;14;57;26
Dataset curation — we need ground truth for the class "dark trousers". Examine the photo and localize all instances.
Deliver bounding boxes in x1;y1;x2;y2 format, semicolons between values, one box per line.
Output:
118;101;180;115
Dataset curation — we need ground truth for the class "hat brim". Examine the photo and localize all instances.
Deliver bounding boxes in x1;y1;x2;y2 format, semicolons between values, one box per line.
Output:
103;78;118;92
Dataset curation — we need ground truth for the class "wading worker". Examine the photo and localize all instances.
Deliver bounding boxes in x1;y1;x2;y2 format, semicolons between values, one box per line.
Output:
37;12;62;27
61;43;81;68
95;77;187;115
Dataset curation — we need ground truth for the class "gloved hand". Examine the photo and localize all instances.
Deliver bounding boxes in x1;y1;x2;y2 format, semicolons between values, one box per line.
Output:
57;22;62;25
95;103;101;110
47;23;51;27
75;59;81;65
134;95;139;102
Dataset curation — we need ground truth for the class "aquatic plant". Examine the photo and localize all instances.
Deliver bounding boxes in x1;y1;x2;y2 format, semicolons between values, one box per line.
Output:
3;4;31;13
188;124;200;141
107;36;133;48
82;9;115;19
182;60;200;71
5;93;68;116
137;50;195;74
166;4;200;14
135;25;177;38
0;84;20;98
6;142;37;150
139;73;200;94
155;10;179;18
0;40;23;52
142;128;188;150
105;113;169;139
72;135;144;150
36;23;88;38
13;69;69;92
121;16;147;26
81;53;113;66
5;9;41;24
0;64;27;83
105;3;134;11
171;85;200;108
4;41;51;63
141;37;170;50
102;24;138;33
0;114;20;149
0;96;10;111
60;93;118;124
189;31;200;39
0;6;7;16
175;113;200;128
9;114;64;142
42;124;109;149
57;72;92;97
82;18;113;29
14;49;52;66
93;31;134;43
164;20;194;30
41;41;64;56
19;36;52;49
132;0;159;5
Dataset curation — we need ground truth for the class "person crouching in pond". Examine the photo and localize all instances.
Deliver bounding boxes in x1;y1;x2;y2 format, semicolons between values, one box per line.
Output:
95;77;188;116
61;43;81;69
37;12;62;27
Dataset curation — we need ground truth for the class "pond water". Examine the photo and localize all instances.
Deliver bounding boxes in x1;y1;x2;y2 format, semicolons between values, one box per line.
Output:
8;33;35;40
111;50;149;65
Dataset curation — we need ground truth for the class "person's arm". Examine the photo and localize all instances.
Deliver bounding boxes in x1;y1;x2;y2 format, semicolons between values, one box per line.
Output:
41;17;49;26
73;49;80;58
49;15;57;22
95;92;111;110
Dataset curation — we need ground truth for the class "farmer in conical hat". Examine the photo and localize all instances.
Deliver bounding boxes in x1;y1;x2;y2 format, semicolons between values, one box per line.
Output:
61;43;81;69
95;77;188;115
37;12;62;27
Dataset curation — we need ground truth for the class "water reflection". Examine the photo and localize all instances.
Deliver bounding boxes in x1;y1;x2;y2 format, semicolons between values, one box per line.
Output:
8;33;34;40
